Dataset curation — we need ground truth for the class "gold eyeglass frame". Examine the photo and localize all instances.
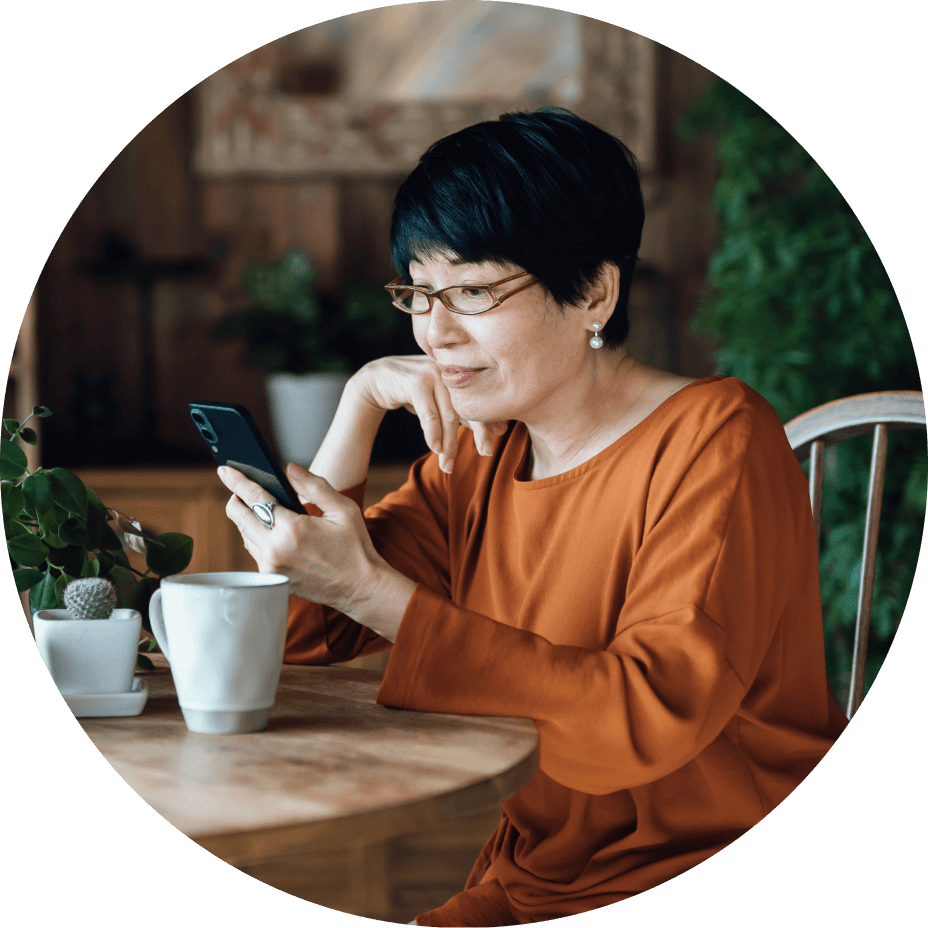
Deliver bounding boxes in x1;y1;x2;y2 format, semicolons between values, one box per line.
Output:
384;270;539;316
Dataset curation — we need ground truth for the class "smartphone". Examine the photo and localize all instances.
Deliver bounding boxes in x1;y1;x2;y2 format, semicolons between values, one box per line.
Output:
188;401;304;513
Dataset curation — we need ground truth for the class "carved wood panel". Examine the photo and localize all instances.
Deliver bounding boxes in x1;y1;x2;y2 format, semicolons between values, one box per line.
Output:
194;11;657;179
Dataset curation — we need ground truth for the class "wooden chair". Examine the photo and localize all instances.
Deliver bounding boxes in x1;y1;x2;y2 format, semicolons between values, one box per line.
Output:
785;391;925;718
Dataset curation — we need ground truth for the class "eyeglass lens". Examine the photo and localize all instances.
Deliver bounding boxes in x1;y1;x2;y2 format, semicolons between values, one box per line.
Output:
393;286;496;314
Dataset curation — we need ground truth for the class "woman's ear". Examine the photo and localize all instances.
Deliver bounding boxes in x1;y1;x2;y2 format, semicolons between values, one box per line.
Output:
585;262;621;325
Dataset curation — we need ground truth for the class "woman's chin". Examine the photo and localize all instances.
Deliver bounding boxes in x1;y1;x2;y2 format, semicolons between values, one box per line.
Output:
450;381;512;426
456;401;506;426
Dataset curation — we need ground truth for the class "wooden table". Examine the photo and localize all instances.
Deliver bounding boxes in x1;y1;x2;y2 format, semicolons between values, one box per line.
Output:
81;658;538;874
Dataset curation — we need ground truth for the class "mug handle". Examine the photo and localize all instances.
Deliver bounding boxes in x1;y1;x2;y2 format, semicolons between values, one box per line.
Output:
148;589;171;664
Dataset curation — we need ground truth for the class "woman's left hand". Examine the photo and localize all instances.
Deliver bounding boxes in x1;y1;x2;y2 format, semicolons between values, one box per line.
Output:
218;464;411;637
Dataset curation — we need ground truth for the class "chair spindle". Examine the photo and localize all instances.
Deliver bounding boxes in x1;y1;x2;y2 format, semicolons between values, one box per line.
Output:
847;423;889;718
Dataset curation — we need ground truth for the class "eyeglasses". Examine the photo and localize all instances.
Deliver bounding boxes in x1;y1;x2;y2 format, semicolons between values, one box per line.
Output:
384;270;539;316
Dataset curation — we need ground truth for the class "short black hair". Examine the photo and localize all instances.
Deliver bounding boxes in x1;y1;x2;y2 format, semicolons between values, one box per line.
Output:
390;108;644;347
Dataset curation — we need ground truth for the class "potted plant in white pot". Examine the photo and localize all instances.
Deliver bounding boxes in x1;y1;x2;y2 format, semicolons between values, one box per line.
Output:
34;577;142;703
3;406;194;715
211;248;399;467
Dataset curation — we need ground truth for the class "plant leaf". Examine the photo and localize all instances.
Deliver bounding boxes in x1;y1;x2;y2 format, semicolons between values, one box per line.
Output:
12;568;44;592
59;517;90;547
8;533;49;567
47;468;88;520
1;481;25;521
32;406;52;418
35;472;54;514
145;532;193;577
106;564;139;610
3;419;20;436
18;427;37;446
112;511;148;553
22;472;54;516
136;653;155;671
85;486;112;522
37;505;68;548
29;572;58;613
84;517;102;551
0;441;28;481
3;519;29;539
98;521;125;551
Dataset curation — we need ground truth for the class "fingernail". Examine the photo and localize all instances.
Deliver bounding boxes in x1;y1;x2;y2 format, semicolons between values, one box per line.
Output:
482;441;493;456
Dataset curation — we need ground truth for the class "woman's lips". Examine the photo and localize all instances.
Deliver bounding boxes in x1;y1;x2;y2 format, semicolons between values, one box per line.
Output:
441;366;481;387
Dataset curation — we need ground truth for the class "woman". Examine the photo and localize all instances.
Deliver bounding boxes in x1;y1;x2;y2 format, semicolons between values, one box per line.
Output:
219;109;847;926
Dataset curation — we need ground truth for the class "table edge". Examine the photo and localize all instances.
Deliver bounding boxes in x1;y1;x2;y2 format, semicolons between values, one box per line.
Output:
191;742;537;865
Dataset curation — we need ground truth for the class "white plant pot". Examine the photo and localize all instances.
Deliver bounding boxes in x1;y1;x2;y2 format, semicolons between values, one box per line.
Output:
266;371;351;468
34;608;142;695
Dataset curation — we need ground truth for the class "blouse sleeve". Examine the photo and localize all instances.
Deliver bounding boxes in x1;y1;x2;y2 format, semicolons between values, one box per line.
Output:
376;401;821;795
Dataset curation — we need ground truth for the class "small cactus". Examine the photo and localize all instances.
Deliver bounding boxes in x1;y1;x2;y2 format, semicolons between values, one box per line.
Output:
63;577;118;620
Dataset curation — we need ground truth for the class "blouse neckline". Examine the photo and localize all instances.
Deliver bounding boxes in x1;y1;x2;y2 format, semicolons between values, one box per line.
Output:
510;375;724;490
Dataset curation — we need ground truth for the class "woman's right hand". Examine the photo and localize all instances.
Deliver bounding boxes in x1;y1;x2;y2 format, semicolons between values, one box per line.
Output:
351;355;507;473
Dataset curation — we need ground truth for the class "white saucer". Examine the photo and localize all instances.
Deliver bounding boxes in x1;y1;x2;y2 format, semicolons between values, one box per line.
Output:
63;678;149;718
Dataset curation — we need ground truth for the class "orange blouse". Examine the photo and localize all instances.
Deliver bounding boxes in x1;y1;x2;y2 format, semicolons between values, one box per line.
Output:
286;376;848;925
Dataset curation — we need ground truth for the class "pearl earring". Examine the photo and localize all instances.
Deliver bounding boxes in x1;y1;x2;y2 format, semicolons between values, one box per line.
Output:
590;322;604;349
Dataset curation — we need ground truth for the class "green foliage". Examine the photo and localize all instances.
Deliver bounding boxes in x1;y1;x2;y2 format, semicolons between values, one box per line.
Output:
3;408;194;651
212;248;400;375
679;80;924;709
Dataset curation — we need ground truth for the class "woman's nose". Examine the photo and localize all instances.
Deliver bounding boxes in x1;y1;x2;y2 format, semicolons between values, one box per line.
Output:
425;301;465;350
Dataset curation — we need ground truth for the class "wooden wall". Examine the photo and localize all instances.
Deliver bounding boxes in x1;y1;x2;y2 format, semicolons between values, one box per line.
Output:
31;47;718;470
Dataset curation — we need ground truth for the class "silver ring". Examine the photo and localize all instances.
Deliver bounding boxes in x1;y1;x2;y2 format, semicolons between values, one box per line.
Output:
251;501;278;528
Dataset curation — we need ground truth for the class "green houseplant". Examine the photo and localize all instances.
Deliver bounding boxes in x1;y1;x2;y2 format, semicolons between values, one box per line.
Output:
3;406;194;671
678;79;925;708
212;248;399;465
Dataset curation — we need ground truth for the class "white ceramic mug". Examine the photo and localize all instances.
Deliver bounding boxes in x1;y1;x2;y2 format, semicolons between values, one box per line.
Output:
149;572;290;734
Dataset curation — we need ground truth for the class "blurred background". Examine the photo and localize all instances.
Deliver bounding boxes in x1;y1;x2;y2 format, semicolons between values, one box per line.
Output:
5;1;923;920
